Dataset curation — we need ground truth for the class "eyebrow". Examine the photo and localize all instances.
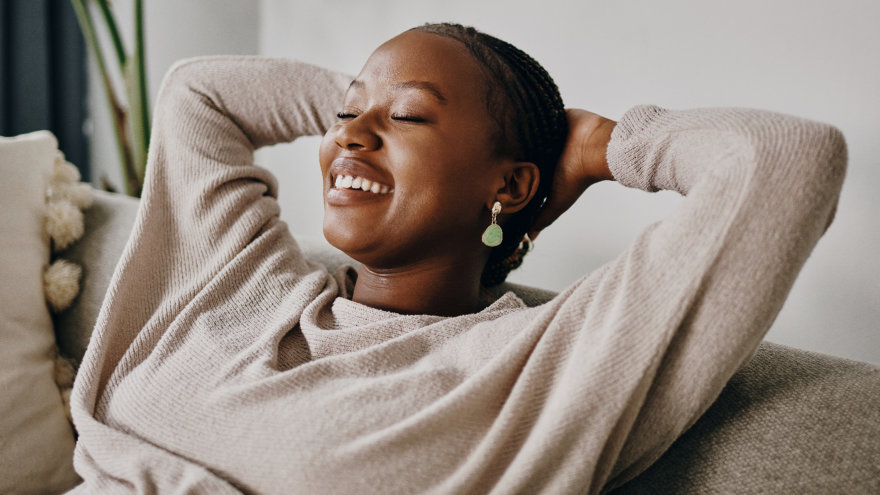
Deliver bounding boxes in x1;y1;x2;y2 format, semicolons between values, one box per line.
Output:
348;79;448;105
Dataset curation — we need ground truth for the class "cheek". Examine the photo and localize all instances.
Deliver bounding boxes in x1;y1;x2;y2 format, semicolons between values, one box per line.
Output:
318;129;337;173
391;144;479;200
392;126;493;178
392;152;490;231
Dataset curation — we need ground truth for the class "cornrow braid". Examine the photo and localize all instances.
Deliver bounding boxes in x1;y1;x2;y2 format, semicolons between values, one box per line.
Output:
411;23;568;287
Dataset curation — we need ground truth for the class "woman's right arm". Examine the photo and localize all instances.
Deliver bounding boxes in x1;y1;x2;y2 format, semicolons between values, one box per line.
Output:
145;55;350;278
71;57;351;492
109;56;350;333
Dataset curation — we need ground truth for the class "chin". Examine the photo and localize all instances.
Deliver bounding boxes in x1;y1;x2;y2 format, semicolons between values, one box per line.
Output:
323;218;415;270
321;207;445;269
322;216;378;266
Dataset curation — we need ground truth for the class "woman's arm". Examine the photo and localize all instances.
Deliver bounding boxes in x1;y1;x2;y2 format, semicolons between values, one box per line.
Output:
537;105;846;492
104;56;349;341
144;55;350;272
529;108;616;238
71;57;350;490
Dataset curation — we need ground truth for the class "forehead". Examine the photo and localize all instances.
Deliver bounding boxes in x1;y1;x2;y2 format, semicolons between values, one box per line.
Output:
352;31;487;103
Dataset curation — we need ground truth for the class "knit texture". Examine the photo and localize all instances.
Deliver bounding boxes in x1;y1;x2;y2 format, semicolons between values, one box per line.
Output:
69;56;846;494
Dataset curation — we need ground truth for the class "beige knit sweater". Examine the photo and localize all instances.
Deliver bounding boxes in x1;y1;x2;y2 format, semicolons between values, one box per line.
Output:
69;56;846;494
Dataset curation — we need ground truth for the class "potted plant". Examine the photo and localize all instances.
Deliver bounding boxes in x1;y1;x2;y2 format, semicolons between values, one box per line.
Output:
71;0;149;197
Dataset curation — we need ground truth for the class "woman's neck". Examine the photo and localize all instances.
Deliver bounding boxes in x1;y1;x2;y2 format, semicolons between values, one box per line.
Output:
352;256;487;317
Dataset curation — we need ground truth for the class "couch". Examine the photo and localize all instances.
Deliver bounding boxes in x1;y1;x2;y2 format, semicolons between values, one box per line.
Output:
2;132;878;492
61;191;880;493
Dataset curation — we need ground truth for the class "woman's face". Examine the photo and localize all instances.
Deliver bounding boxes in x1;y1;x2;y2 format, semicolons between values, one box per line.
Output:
319;31;509;268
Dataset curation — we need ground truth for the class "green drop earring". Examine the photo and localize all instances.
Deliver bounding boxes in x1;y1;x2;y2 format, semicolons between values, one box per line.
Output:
481;201;503;247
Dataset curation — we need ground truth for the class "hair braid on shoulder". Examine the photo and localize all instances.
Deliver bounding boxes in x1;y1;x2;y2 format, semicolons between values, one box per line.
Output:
412;23;568;287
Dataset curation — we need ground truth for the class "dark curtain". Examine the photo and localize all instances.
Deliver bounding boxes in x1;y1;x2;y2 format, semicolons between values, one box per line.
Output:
1;0;89;180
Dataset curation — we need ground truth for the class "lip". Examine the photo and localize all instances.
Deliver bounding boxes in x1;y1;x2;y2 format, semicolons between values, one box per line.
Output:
326;156;394;206
328;156;394;189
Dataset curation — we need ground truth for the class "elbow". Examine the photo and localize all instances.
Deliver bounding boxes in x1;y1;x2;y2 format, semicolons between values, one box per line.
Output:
155;56;233;110
819;125;847;231
817;124;848;183
151;58;229;140
814;124;847;229
794;122;848;234
788;120;847;183
152;61;199;120
750;116;848;235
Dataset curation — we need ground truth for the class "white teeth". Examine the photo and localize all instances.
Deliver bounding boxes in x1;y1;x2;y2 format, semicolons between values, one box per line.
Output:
332;174;392;194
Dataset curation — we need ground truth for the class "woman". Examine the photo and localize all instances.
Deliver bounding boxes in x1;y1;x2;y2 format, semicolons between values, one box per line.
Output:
69;23;846;493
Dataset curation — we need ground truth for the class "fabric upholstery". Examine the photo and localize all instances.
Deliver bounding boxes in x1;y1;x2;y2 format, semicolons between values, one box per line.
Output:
62;190;879;493
54;190;139;364
612;342;880;493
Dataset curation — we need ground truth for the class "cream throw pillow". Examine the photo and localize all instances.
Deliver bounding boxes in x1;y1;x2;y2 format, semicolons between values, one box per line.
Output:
0;131;80;493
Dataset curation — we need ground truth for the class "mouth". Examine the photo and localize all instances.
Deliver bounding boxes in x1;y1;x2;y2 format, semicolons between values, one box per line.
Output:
332;174;393;194
326;157;395;206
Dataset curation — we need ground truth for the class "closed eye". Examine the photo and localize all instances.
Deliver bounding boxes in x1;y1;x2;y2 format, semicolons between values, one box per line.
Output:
336;112;357;119
391;115;426;123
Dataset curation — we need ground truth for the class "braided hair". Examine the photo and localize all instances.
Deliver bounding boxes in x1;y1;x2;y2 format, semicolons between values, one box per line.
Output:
411;23;568;287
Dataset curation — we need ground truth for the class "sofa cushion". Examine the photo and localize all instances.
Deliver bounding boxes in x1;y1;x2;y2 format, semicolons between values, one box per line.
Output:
611;342;880;493
0;131;80;494
54;190;140;363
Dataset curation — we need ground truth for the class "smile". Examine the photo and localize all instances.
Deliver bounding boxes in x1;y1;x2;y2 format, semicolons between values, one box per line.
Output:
333;174;393;194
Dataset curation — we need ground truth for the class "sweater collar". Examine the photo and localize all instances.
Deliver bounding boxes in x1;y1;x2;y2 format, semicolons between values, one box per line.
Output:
330;266;526;326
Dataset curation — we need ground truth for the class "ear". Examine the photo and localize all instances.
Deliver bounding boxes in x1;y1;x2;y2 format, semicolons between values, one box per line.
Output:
489;161;539;215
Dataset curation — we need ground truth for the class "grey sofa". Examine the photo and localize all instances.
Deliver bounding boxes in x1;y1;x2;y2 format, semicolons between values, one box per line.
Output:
57;190;880;493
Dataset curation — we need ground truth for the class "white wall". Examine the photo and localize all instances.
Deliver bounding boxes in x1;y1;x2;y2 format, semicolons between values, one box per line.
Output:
257;0;880;364
87;1;878;365
88;0;260;190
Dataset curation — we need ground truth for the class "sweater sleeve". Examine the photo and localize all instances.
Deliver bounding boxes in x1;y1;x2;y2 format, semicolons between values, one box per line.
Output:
70;57;350;490
559;106;847;492
97;56;348;356
137;55;349;311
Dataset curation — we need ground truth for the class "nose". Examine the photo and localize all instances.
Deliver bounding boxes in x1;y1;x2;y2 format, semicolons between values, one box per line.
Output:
334;115;381;151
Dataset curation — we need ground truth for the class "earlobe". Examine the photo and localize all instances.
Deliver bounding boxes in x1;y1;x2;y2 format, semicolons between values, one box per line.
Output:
493;161;539;214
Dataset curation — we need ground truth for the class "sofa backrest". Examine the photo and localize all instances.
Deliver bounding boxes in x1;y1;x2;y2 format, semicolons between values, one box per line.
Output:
56;190;880;493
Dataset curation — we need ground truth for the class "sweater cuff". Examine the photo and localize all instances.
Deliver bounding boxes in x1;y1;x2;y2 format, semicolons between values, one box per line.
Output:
606;104;668;192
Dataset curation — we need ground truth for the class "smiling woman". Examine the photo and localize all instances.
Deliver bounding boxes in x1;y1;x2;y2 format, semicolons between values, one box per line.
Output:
319;27;565;315
68;22;846;494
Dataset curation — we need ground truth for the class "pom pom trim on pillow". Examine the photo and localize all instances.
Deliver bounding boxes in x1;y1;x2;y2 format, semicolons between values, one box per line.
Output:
44;259;82;312
45;200;85;252
42;150;92;426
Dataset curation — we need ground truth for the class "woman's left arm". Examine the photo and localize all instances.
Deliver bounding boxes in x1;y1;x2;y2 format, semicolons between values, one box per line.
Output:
536;105;847;491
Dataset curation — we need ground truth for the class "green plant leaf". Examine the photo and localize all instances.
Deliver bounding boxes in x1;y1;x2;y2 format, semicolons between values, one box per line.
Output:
124;61;147;197
71;0;135;195
71;0;148;196
96;0;126;67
